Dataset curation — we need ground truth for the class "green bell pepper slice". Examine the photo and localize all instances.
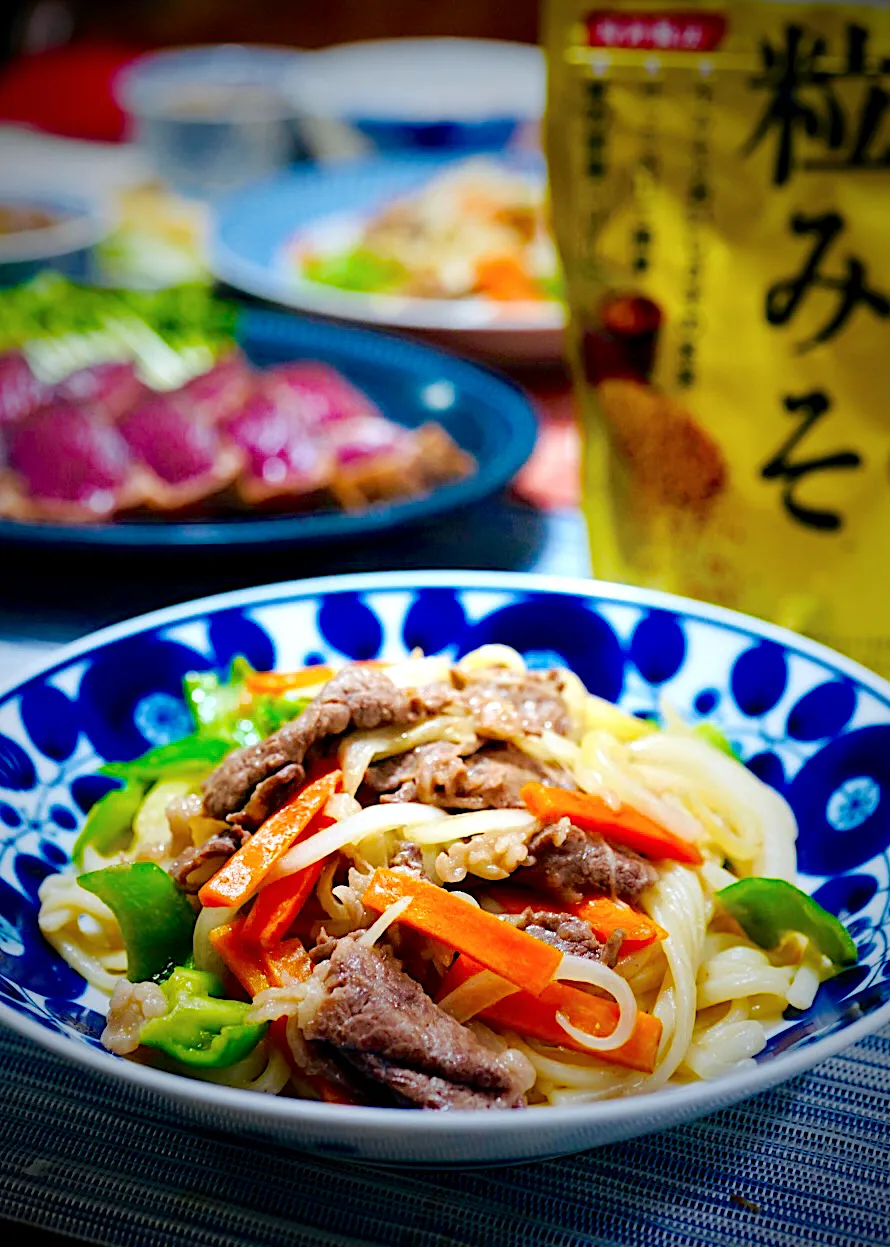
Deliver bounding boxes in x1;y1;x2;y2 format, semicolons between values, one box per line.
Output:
100;734;231;783
717;877;858;966
71;780;146;865
78;861;196;982
139;967;266;1069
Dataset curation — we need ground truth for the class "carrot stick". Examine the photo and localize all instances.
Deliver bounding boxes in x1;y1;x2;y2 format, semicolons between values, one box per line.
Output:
244;667;333;695
242;858;328;947
573;895;667;952
209;918;271;997
438;954;662;1074
484;885;666;954
475;255;542;302
521;782;703;866
261;936;312;987
241;808;334;947
362;868;562;996
199;770;341;909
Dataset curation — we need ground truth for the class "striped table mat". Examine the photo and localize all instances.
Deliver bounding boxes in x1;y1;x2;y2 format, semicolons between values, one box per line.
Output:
2;1022;889;1247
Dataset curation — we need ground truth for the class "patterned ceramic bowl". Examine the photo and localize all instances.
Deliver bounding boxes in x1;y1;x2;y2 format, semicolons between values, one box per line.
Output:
1;572;888;1164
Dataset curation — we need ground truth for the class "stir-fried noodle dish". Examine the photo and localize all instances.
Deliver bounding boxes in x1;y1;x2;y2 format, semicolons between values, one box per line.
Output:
39;648;856;1110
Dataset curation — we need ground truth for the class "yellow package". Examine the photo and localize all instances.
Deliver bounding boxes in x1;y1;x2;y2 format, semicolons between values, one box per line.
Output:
546;1;890;675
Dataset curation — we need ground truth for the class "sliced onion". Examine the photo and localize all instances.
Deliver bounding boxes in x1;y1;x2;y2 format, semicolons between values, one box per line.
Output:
267;802;445;882
339;736;381;797
357;895;414;948
324;792;362;821
553;952;638;1052
438;970;518;1023
409;809;537;846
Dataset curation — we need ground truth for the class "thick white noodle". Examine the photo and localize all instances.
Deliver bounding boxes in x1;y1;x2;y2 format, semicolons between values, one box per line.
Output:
640;866;707;1088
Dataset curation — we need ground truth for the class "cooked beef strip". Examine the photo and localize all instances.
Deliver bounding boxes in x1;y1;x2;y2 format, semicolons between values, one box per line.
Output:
169;825;250;891
520;818;657;904
303;936;528;1110
389;841;425;877
506;909;624;966
453;668;571;738
365;741;574;810
202;666;445;829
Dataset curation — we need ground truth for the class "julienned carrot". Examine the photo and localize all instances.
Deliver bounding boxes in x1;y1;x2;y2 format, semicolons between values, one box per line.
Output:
475;255;542;302
211;918;311;993
438;954;662;1074
362;869;562;996
521;783;703;866
244;666;334;695
262;936;312;987
485;885;666;954
242;856;329;947
199;770;341;909
572;896;667;952
209;918;270;996
241;810;334;948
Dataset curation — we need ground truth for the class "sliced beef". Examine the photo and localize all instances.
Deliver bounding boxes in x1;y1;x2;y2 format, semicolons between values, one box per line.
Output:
520;818;657;905
169;826;249;891
365;741;573;811
454;668;571;738
202;666;438;828
302;936;528;1110
507;909;623;966
390;841;425;878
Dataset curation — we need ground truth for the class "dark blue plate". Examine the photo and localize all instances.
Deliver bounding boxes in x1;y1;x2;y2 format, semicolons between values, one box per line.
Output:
0;309;537;551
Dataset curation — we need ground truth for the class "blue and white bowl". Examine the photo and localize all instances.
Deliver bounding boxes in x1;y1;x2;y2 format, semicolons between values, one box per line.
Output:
286;39;545;154
1;571;888;1164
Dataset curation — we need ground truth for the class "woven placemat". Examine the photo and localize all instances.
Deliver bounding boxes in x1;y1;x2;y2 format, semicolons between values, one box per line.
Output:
2;1022;888;1247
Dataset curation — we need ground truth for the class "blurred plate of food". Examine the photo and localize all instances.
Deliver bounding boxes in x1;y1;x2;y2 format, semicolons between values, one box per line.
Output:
0;275;537;550
210;155;566;362
285;38;544;154
0;189;111;287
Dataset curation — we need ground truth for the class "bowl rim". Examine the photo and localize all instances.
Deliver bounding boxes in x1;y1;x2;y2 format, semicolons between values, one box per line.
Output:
3;567;890;1138
0;191;110;260
114;43;305;122
285;37;545;125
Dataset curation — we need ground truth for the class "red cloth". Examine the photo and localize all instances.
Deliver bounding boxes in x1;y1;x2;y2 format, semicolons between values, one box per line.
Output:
0;42;143;142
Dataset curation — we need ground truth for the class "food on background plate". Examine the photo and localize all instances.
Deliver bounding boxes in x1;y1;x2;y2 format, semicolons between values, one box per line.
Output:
0;203;68;236
295;159;561;304
0;277;473;523
38;647;855;1110
546;0;890;677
